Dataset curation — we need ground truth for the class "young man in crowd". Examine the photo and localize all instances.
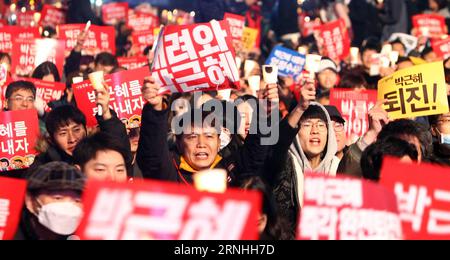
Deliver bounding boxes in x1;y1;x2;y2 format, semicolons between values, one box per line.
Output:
16;162;85;240
73;132;130;182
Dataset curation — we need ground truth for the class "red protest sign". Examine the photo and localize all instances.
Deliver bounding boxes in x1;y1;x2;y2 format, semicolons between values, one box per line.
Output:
11;38;65;78
127;11;159;32
413;14;447;38
17;11;37;28
316;19;350;62
73;66;149;127
0;110;39;172
118;56;148;70
102;2;129;25
152;20;240;94
59;24;116;56
380;158;450;240
39;4;66;28
131;30;156;55
25;78;66;112
432;37;450;60
298;175;402;240
299;13;322;38
77;179;261;240
0;26;39;54
329;89;377;143
224;13;245;46
0;177;26;240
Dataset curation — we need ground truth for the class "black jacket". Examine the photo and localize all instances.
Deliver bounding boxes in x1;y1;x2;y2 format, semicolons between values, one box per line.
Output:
136;104;268;186
67;0;102;25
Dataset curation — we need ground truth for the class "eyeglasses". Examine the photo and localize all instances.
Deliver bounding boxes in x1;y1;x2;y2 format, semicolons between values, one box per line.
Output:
333;122;345;133
300;121;328;133
10;96;35;103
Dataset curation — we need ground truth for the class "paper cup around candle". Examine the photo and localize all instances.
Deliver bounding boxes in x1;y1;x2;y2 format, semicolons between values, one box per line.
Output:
72;76;84;84
88;71;105;91
298;46;308;55
380;56;390;68
350;47;359;65
262;65;278;84
244;60;257;79
305;54;321;79
381;44;392;55
236;57;242;70
248;75;261;96
193;169;228;193
218;89;231;102
389;51;399;66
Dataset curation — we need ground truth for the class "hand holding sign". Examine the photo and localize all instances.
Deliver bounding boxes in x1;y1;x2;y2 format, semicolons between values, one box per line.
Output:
363;100;390;146
142;77;164;111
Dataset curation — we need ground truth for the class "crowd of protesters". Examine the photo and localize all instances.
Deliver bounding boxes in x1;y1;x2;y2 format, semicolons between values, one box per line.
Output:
0;0;448;240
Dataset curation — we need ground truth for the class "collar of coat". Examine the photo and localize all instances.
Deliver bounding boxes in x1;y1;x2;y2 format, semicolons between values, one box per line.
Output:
179;155;223;173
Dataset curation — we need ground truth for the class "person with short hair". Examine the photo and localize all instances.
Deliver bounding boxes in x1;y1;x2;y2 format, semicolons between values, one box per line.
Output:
4;81;36;112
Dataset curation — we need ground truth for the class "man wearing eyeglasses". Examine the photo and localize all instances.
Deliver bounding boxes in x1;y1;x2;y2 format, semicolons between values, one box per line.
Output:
325;106;347;160
4;81;36;111
428;96;450;166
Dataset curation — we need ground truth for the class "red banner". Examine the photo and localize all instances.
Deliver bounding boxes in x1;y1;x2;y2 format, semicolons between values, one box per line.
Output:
380;158;450;240
0;110;39;172
25;78;66;112
316;19;351;62
39;4;66;28
11;38;65;78
0;26;40;54
17;11;37;28
73;66;149;127
329;89;378;143
102;2;129;25
224;13;245;46
0;177;26;240
127;11;159;32
413;14;447;38
76;179;261;240
299;13;322;38
298;175;402;240
118;57;148;70
59;24;116;56
131;30;156;55
153;20;240;94
432;37;450;60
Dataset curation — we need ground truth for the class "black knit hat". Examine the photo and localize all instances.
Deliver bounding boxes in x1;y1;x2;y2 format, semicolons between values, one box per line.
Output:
27;162;85;193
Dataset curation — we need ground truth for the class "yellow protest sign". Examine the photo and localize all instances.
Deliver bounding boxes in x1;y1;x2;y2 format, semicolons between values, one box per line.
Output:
378;61;449;119
241;27;258;51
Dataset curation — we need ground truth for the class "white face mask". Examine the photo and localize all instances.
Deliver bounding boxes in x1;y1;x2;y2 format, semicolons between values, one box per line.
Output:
441;133;450;145
219;130;232;150
35;201;83;236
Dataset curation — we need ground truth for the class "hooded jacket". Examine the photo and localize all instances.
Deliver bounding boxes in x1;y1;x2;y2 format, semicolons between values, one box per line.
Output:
265;102;340;239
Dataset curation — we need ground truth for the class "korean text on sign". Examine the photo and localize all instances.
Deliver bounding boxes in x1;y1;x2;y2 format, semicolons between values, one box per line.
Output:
378;61;449;119
0;177;26;240
265;46;306;78
76;180;261;240
73;66;149;127
58;24;116;57
380;157;450;240
298;175;402;240
316;19;350;62
330;89;377;142
0;110;39;172
152;20;240;94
